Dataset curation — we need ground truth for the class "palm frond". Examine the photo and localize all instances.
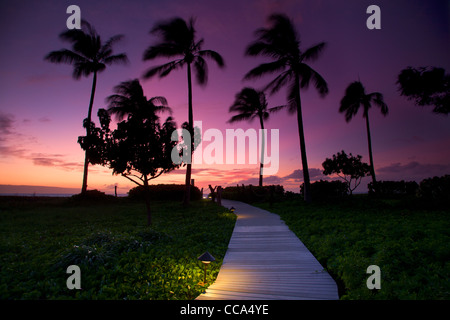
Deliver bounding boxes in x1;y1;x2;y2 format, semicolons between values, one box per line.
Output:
339;81;366;122
369;92;389;115
143;42;184;60
269;105;288;113
243;59;287;81
199;49;225;68
142;59;184;79
149;96;169;108
297;63;328;96
151;17;193;49
44;49;87;65
227;113;255;124
301;42;327;62
263;69;292;95
103;53;128;66
193;55;208;85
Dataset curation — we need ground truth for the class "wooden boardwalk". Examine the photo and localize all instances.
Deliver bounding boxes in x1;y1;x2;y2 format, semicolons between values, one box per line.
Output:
196;200;339;300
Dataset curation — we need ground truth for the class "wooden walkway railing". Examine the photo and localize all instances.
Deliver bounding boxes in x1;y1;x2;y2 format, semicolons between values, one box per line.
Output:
196;200;339;300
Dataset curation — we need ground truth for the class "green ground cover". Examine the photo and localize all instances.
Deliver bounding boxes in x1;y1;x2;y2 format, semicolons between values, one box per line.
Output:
0;197;236;300
256;196;450;299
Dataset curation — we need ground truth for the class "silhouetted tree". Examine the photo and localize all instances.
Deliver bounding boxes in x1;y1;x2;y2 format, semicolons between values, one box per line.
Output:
244;13;328;203
79;108;181;226
45;20;128;194
106;79;172;122
142;17;225;206
339;81;388;186
228;87;279;187
322;150;371;195
397;66;450;115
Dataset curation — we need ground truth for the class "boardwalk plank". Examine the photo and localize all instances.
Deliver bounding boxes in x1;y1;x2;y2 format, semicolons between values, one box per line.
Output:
195;200;339;300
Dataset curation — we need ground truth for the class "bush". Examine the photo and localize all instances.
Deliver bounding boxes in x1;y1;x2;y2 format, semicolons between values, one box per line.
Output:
300;180;348;201
69;190;117;203
222;185;285;203
128;184;202;201
368;180;419;198
419;174;450;203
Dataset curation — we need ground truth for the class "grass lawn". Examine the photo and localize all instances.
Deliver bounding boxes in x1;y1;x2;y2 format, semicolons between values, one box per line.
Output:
0;196;236;300
256;195;450;299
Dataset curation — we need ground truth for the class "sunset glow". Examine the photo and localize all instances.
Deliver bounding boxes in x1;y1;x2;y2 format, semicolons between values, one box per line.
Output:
1;0;449;195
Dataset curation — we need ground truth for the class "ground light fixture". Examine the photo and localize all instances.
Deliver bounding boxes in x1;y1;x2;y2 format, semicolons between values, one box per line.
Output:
197;251;215;285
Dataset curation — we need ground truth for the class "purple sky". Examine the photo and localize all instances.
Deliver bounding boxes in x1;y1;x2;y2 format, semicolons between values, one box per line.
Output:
0;0;449;194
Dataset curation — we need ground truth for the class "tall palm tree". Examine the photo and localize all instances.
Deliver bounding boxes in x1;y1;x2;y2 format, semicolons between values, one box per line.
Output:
244;14;328;203
106;79;171;122
142;17;225;206
45;20;128;193
228;87;276;187
339;80;388;186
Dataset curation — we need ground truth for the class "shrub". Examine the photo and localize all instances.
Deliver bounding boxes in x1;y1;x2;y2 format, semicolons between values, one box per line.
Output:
300;180;348;201
128;184;202;201
368;180;419;198
221;185;285;203
69;190;117;203
419;174;450;203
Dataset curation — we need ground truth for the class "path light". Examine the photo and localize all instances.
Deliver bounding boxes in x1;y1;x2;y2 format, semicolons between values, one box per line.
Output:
230;207;235;213
197;251;215;285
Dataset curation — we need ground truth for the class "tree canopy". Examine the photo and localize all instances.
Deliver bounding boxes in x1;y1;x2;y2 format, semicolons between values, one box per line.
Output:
322;150;371;195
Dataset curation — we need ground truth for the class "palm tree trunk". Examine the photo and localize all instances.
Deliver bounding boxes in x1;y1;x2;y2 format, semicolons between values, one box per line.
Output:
183;63;193;206
81;71;97;194
259;116;265;187
365;111;377;185
294;75;312;203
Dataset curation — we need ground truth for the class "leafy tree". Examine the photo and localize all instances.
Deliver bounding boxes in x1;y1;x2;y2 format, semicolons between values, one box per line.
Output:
397;66;450;115
244;13;329;203
142;17;225;206
79;108;182;226
45;20;128;193
228;87;279;187
322;150;371;195
106;79;172;122
339;81;388;186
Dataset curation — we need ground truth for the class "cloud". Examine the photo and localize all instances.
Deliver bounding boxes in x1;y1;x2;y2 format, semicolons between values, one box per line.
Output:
231;167;331;191
283;168;329;182
0;112;15;136
377;161;450;181
30;153;82;171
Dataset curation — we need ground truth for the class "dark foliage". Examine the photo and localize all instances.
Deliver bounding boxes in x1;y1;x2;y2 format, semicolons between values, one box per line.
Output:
419;175;450;203
322;150;371;195
397;66;450;115
128;184;202;201
300;180;349;201
221;185;285;203
368;180;419;198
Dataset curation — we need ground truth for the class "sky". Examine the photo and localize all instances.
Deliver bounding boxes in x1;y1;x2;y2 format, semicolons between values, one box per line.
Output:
0;0;449;195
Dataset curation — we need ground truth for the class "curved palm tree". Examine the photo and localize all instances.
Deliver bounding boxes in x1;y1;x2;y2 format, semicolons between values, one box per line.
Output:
106;79;171;123
244;13;328;203
228;87;278;187
142;17;225;205
45;20;128;193
339;80;388;186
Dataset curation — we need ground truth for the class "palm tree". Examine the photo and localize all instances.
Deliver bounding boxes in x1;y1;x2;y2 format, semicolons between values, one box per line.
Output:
244;14;328;203
142;17;225;206
45;20;128;194
228;87;277;187
106;79;171;122
339;80;388;186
